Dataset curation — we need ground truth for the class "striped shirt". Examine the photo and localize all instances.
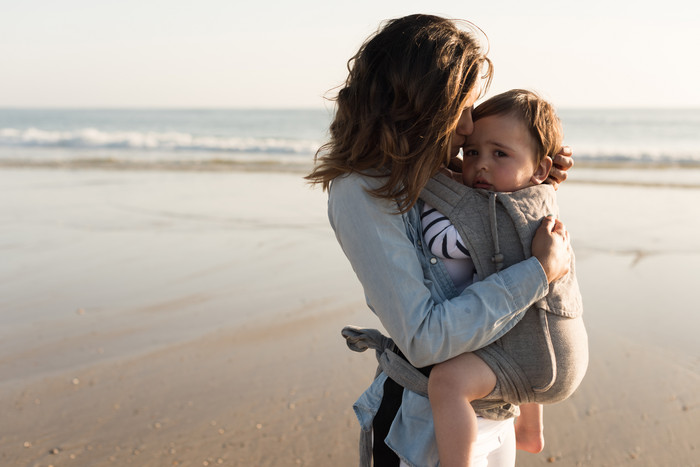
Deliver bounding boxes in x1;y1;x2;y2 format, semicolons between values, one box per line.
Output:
421;203;476;291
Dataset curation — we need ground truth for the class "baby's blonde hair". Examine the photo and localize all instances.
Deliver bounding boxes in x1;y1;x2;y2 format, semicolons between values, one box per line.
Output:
473;89;563;165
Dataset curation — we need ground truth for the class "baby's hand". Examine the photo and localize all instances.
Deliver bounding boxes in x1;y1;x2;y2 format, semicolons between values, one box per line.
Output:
446;154;463;173
438;158;463;183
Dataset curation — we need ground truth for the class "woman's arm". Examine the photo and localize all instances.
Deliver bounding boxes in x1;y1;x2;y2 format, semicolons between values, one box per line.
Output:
328;173;550;368
421;204;470;260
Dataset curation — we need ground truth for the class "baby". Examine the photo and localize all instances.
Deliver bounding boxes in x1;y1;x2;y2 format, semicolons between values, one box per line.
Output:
422;89;587;467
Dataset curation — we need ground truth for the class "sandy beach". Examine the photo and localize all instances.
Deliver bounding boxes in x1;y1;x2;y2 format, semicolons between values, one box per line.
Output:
1;166;699;467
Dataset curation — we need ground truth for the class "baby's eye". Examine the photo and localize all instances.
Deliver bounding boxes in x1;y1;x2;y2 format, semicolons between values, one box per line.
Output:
495;150;508;158
464;149;478;157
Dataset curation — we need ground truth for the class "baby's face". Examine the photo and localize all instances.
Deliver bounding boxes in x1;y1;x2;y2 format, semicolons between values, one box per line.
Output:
461;113;539;192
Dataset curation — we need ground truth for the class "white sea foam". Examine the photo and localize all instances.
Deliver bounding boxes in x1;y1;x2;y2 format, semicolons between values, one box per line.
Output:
0;127;320;155
0;108;698;168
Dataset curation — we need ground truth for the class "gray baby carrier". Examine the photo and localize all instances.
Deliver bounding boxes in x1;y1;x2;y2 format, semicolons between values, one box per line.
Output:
420;173;588;411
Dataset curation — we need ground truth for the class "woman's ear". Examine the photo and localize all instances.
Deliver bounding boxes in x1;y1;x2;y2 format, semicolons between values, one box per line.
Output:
531;156;554;185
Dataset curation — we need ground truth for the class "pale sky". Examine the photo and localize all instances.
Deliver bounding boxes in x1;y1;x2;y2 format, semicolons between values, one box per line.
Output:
2;0;699;109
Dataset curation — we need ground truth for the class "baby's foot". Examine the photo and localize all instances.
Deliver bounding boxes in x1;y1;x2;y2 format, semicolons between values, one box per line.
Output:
514;422;545;453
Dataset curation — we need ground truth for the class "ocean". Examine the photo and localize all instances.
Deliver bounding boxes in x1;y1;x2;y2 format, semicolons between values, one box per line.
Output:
0;108;699;168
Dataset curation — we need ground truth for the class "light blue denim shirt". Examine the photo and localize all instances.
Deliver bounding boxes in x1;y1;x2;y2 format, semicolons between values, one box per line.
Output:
328;172;549;467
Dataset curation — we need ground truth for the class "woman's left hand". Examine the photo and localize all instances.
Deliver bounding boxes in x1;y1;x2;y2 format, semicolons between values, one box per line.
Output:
547;146;574;190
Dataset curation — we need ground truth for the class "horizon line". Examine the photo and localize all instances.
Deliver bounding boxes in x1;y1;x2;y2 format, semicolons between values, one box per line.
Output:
2;105;700;111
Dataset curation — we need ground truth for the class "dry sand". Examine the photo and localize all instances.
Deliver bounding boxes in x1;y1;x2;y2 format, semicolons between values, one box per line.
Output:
1;167;699;467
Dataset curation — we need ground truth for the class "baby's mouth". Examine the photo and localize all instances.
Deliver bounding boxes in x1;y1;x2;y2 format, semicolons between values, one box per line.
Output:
472;178;492;190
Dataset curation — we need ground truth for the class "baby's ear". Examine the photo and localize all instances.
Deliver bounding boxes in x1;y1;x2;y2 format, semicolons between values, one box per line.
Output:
531;156;553;185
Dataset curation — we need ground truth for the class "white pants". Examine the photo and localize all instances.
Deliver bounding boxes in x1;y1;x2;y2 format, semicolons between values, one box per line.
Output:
399;417;516;467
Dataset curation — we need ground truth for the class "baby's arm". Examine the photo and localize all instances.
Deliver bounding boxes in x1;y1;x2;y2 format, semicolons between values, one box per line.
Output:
421;204;470;260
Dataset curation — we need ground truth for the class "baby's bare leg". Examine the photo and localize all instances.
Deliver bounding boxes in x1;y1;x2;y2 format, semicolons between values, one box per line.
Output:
429;352;497;467
514;403;545;453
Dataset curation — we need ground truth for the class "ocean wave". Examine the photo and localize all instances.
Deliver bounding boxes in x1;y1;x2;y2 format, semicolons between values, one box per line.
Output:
2;127;700;166
0;127;321;155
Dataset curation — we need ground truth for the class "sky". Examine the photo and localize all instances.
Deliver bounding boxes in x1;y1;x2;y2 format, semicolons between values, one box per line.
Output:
2;0;699;109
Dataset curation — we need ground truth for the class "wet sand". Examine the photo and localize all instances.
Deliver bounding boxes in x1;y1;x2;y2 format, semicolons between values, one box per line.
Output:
1;167;698;466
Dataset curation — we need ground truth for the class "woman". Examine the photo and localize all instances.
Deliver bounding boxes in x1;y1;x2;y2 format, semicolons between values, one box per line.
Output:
305;14;573;466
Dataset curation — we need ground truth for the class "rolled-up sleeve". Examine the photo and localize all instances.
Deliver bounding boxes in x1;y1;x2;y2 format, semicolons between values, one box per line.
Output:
328;174;548;368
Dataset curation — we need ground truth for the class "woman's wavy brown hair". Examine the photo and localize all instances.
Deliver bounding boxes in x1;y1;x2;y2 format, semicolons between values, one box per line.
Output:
305;14;492;213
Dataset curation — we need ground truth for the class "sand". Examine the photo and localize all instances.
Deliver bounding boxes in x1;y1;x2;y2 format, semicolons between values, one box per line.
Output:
1;166;699;467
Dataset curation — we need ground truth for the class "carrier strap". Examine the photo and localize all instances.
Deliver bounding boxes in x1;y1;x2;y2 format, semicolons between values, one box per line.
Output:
486;192;556;393
342;326;520;418
342;326;428;397
533;309;557;393
488;193;505;272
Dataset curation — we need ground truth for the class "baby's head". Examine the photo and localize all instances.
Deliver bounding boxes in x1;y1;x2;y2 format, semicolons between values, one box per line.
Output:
461;89;563;192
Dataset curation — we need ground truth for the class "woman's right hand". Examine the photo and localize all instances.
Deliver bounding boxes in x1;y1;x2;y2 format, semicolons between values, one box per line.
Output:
532;216;571;283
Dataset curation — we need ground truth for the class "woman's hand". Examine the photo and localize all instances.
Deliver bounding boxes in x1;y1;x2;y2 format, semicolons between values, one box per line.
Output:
532;216;570;283
546;146;574;190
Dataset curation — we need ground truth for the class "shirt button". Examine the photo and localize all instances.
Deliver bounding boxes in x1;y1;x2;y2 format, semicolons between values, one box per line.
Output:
430;258;438;265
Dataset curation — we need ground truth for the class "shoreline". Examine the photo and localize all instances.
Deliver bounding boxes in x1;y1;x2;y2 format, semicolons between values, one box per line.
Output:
3;159;700;190
3;156;700;170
